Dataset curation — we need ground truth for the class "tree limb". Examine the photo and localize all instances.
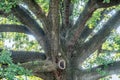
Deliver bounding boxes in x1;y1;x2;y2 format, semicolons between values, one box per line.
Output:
0;49;46;63
49;1;61;80
12;5;50;54
21;60;56;72
74;10;120;68
23;0;51;35
78;9;110;44
100;49;120;53
50;0;60;58
66;0;97;46
0;24;31;34
77;61;120;80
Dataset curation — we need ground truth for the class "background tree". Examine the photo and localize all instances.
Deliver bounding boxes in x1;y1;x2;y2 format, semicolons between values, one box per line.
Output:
0;0;120;80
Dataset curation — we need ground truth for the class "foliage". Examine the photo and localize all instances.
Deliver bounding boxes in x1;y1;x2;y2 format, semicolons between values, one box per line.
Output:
0;15;20;24
35;0;49;13
96;68;108;76
103;0;111;3
87;9;103;29
0;49;32;80
0;0;22;13
0;32;42;52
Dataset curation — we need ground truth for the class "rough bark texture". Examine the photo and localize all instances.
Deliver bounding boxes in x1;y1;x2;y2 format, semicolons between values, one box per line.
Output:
0;0;120;80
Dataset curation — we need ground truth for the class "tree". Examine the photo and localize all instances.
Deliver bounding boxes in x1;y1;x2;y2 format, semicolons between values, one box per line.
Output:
0;0;120;80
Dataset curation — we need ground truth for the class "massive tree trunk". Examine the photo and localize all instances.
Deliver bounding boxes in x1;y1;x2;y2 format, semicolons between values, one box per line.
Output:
1;0;120;80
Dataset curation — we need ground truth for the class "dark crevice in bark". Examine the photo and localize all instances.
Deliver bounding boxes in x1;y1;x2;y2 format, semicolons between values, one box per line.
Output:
63;0;73;27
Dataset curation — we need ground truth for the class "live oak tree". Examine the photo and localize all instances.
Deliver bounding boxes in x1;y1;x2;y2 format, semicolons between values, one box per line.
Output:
0;0;120;80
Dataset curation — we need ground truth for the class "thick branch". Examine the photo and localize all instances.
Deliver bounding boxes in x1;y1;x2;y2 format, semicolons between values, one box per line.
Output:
74;10;120;67
100;49;120;53
21;60;56;72
78;9;110;44
77;61;120;80
12;5;50;54
50;1;61;80
50;0;60;57
0;24;31;34
67;0;97;46
0;49;46;63
96;0;120;8
23;0;50;34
